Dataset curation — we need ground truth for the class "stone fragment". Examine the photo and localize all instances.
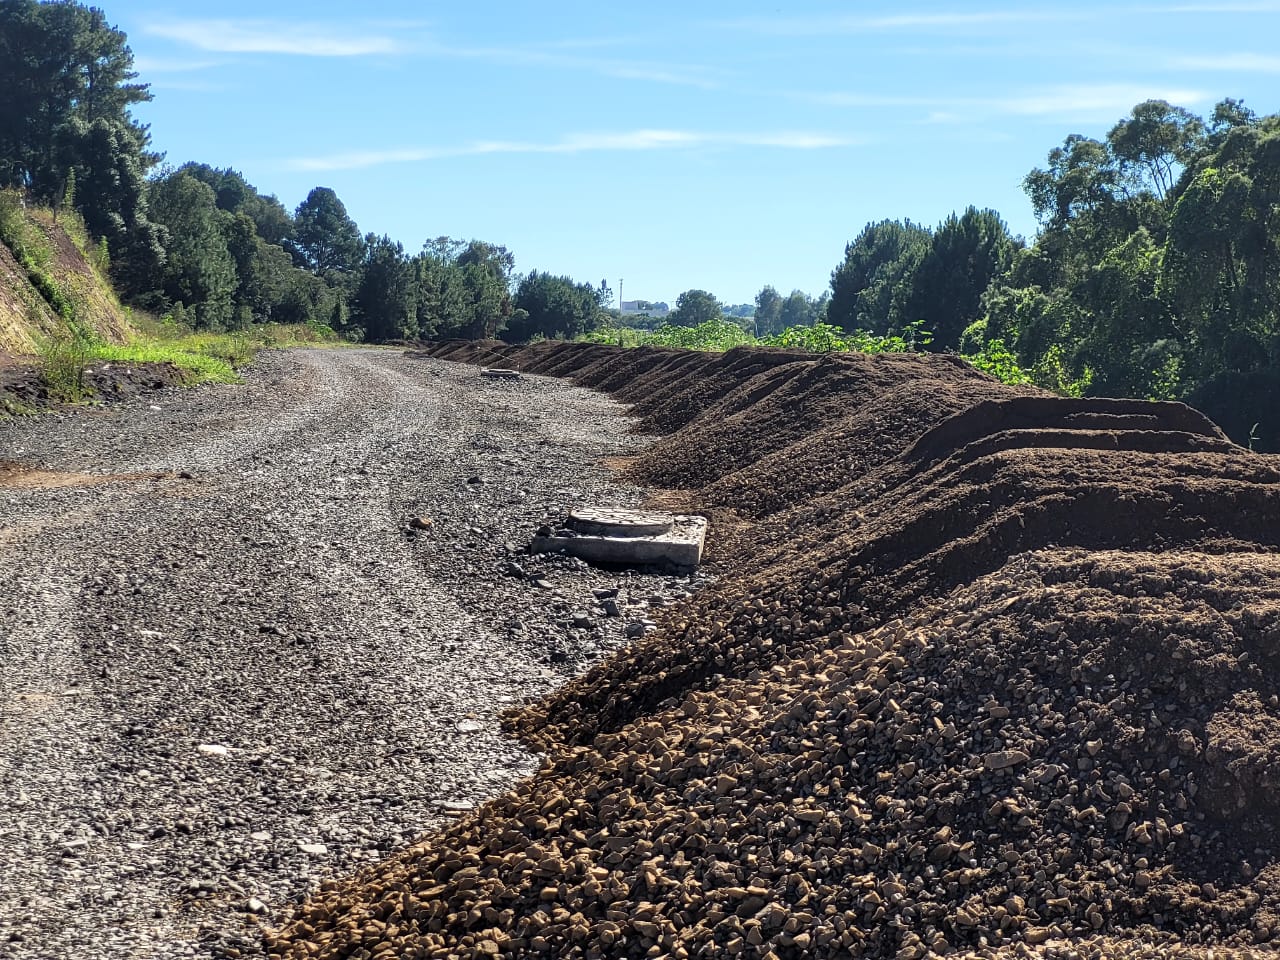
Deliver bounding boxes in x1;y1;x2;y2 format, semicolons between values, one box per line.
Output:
983;749;1030;771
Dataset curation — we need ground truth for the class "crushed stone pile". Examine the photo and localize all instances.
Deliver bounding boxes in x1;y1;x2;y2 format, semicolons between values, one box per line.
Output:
268;342;1280;959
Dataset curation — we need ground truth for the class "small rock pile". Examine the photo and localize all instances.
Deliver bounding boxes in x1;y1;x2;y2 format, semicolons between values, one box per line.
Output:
268;342;1280;958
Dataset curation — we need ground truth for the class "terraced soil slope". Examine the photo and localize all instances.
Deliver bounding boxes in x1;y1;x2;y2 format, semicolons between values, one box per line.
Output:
271;342;1280;960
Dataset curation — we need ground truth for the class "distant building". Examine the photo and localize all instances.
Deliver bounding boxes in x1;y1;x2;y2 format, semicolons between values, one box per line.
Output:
620;299;671;318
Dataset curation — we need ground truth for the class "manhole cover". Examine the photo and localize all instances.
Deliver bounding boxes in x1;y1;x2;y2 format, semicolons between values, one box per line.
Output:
568;508;675;538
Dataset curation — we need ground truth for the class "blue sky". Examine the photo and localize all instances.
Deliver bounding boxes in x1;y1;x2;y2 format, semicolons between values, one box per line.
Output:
111;1;1280;307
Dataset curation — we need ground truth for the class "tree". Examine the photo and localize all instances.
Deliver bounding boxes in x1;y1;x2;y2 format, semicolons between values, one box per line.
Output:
1024;135;1119;231
506;271;604;342
456;239;515;280
754;285;784;336
0;0;152;197
412;237;515;339
146;171;237;329
291;187;363;279
828;219;931;333
1108;100;1205;201
353;234;415;341
1159;118;1280;381
180;163;293;246
904;207;1020;350
1208;97;1258;145
668;289;723;327
779;290;819;330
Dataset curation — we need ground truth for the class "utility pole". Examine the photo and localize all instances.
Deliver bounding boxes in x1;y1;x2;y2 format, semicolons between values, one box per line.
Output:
619;278;623;314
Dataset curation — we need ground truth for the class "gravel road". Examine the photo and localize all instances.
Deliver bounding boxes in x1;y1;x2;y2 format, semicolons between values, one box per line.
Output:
0;348;702;959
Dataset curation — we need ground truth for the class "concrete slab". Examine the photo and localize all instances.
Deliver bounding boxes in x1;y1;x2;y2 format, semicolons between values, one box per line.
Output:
530;508;707;569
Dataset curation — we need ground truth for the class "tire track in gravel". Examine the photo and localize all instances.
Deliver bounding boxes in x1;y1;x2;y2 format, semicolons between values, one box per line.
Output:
0;348;703;959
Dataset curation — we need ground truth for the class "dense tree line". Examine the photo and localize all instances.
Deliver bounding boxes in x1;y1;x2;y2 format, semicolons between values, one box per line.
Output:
824;99;1279;449
0;0;607;344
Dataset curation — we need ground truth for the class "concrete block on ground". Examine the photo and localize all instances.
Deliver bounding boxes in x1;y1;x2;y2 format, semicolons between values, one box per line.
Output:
530;507;707;569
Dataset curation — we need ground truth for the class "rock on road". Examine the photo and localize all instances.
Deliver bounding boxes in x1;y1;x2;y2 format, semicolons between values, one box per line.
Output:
0;348;698;959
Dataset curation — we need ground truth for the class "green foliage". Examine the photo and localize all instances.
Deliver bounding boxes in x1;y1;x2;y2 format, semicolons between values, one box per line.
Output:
96;321;339;387
0;0;152;199
828;219;932;333
753;285;784;336
762;320;929;354
146;171;238;330
0;190;84;327
578;318;931;357
411;238;515;341
763;322;851;353
905;207;1021;350
578;324;648;347
961;338;1034;387
291;187;364;280
180;163;294;246
88;338;237;385
668;289;724;327
353;234;416;341
36;335;93;401
1107;100;1205;200
647;318;754;350
962;98;1277;436
1030;344;1093;398
507;271;605;342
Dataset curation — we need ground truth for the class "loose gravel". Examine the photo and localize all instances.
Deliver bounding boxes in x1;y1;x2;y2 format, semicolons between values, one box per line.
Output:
0;347;705;959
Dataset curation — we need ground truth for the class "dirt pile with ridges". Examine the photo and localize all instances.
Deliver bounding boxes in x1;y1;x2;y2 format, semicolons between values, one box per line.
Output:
268;342;1280;959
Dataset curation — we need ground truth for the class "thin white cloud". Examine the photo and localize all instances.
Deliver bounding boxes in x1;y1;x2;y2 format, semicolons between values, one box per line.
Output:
997;84;1209;116
601;63;721;88
722;9;1088;36
146;18;719;87
422;39;725;89
1171;52;1280;72
133;55;221;74
145;19;400;56
290;130;855;172
148;79;231;93
724;4;1280;35
807;84;1209;121
1145;1;1280;11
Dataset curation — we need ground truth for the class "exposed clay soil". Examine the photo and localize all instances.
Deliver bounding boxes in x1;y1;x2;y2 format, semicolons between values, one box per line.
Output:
264;340;1280;959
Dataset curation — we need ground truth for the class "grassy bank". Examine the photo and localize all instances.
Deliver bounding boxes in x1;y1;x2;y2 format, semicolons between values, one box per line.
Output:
33;319;339;403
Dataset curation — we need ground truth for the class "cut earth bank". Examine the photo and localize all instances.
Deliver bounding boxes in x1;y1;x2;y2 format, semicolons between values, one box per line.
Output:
272;340;1280;959
0;347;705;959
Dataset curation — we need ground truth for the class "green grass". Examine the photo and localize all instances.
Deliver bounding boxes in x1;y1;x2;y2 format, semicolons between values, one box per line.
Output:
36;335;93;401
34;320;343;400
99;317;344;385
86;338;240;385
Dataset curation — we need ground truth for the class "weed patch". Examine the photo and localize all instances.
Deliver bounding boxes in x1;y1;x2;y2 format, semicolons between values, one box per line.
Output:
36;335;92;401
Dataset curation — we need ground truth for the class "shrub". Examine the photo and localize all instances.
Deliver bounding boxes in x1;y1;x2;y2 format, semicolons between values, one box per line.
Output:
37;335;92;401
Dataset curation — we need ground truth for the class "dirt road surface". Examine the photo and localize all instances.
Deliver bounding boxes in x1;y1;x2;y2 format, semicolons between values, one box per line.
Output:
0;348;697;959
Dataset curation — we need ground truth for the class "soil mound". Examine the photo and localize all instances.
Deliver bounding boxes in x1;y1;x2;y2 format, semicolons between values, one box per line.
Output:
627;352;1011;492
315;342;1280;959
270;548;1280;959
701;378;1021;519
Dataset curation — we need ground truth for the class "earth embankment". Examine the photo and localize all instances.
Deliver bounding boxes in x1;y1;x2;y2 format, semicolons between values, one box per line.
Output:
272;340;1280;959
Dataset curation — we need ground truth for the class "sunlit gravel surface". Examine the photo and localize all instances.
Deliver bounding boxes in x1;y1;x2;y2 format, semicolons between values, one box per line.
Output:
0;348;702;959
